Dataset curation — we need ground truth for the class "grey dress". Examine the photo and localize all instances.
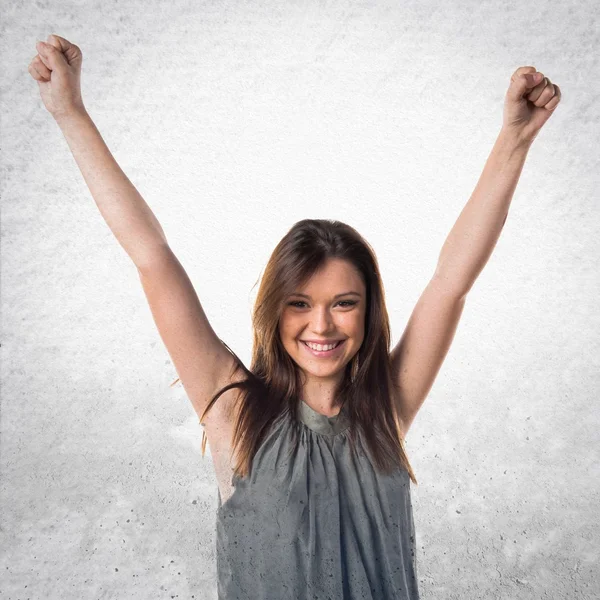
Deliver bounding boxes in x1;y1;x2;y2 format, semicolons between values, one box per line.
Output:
216;399;420;599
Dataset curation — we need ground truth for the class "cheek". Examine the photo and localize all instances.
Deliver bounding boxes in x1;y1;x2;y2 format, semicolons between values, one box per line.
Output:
342;312;363;333
279;316;301;348
278;314;294;336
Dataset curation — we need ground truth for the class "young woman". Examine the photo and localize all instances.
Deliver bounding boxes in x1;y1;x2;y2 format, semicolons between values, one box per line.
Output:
29;34;560;599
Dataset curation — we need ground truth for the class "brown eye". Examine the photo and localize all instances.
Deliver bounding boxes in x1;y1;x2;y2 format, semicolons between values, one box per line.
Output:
287;300;357;308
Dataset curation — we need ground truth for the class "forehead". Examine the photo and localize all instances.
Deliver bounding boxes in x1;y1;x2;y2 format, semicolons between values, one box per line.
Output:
296;258;365;292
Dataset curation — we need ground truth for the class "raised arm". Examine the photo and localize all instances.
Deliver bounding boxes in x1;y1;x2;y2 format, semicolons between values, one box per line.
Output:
30;35;169;268
29;35;241;421
391;66;561;435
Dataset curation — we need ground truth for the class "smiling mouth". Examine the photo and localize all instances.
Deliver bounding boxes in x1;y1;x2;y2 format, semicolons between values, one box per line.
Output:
300;339;346;355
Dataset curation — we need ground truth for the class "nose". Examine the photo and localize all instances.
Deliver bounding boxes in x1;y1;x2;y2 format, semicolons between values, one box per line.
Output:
309;306;336;336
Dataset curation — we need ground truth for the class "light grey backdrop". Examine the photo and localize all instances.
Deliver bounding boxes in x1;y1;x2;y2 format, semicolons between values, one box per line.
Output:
2;1;598;598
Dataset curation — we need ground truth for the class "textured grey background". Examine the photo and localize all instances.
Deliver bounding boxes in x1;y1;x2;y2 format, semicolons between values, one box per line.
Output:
2;1;599;599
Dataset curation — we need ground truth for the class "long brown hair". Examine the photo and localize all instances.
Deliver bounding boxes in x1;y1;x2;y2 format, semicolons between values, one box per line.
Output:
171;219;418;485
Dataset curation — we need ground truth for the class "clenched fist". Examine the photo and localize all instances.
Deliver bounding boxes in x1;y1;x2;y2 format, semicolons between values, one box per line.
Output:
28;34;85;120
502;66;562;145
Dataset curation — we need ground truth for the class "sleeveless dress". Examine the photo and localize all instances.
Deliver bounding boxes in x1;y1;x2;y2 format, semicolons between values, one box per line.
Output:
215;399;420;599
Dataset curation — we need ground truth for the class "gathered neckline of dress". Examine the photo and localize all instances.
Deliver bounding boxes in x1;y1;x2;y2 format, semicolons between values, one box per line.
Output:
298;400;350;436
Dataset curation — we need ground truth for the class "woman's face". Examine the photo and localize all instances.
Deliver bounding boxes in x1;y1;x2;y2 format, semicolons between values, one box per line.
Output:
278;257;367;385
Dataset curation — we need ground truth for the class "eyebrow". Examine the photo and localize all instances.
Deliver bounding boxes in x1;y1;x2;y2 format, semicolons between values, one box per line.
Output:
288;291;362;299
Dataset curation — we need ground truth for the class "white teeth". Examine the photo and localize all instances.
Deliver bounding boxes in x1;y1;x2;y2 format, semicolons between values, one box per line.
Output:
305;341;341;351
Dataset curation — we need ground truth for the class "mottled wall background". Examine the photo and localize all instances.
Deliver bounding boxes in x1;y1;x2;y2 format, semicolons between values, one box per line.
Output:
2;0;598;598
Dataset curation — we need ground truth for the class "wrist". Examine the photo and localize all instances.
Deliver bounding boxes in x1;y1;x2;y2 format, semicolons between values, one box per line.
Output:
498;126;534;152
54;107;91;129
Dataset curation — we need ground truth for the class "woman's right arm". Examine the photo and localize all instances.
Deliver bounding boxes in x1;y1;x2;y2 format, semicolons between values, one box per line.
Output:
56;108;239;422
30;36;239;420
55;109;171;269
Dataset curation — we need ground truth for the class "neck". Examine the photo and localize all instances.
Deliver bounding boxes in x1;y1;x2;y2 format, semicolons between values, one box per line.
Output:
300;373;344;414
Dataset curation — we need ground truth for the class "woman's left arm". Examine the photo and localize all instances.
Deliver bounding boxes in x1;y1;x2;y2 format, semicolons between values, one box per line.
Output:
390;67;561;435
434;66;562;297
